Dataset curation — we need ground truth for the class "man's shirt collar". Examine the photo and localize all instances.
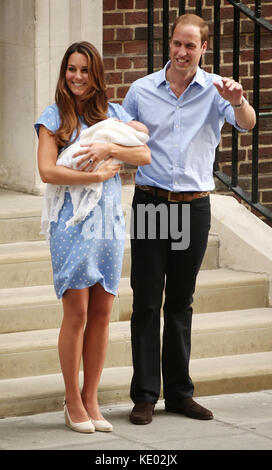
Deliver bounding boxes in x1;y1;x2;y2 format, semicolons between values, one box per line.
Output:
154;61;206;88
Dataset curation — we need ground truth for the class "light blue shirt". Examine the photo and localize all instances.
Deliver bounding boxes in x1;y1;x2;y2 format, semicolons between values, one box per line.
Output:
123;62;247;192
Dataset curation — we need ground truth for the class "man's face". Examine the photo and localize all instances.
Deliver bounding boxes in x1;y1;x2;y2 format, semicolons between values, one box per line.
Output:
169;23;207;76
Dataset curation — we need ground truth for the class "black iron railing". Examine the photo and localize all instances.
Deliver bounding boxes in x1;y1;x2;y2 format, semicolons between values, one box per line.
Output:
147;0;272;221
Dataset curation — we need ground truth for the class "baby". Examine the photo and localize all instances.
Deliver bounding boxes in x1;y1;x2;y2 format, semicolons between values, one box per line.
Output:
56;119;148;172
41;118;149;239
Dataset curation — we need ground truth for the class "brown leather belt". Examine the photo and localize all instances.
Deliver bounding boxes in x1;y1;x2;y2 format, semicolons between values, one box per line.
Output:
135;185;210;202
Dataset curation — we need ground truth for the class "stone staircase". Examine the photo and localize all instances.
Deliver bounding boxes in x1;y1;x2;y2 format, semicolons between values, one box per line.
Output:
0;187;272;418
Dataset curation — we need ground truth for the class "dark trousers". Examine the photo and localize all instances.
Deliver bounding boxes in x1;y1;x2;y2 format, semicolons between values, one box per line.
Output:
130;187;211;405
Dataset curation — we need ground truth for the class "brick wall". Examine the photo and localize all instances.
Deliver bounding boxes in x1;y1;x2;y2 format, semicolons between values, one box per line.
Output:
103;0;272;224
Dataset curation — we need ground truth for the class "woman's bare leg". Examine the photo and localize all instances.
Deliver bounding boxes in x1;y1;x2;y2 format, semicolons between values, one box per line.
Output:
81;283;115;420
59;288;90;422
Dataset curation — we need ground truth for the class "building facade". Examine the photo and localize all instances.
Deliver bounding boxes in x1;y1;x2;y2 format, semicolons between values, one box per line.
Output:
0;0;102;195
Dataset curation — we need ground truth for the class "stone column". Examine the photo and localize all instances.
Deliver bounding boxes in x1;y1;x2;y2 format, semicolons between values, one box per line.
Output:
0;0;102;195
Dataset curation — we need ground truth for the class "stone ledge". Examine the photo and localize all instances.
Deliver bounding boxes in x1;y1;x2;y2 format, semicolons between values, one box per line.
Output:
211;194;272;305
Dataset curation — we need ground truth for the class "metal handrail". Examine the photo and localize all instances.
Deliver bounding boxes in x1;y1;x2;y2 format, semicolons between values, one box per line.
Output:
213;0;272;220
226;0;272;32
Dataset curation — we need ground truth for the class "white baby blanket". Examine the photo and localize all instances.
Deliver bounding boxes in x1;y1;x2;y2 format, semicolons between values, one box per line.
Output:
41;118;149;239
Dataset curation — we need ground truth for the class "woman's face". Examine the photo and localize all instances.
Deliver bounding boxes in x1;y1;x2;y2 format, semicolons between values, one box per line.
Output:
65;52;91;102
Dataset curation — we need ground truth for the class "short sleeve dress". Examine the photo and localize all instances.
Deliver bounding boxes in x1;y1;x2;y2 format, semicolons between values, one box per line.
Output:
35;102;133;298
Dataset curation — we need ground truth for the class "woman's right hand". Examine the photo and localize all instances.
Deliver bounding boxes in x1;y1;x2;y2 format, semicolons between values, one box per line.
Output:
95;158;121;182
37;126;120;186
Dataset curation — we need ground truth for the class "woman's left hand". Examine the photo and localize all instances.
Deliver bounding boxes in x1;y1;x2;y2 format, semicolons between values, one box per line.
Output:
72;142;111;171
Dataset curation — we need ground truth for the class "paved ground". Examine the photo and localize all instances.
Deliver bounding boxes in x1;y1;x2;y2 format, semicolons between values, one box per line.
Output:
1;390;272;463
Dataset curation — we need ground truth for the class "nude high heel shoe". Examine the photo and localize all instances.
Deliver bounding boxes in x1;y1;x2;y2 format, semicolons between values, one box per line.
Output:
64;401;95;433
90;418;113;432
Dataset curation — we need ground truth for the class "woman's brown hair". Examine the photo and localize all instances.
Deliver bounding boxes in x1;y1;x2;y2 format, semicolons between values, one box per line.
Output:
54;41;108;149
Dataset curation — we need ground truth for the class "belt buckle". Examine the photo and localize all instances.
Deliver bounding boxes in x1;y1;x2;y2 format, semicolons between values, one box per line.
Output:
168;191;178;202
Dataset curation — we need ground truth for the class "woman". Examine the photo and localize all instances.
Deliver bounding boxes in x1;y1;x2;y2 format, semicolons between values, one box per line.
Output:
35;41;150;433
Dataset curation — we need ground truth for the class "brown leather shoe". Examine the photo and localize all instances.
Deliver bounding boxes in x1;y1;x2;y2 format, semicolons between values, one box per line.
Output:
130;402;155;425
165;398;213;420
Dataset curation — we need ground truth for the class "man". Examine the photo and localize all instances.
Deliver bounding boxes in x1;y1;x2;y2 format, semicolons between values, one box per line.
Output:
123;14;256;425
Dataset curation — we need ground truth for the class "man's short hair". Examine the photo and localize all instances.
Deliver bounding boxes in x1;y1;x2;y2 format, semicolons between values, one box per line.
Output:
171;14;209;44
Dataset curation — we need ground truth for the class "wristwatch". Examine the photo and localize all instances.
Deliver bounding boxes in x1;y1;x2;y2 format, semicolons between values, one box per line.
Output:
231;97;245;108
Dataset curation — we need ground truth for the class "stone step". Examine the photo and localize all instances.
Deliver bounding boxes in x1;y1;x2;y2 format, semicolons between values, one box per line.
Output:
0;189;44;244
0;285;62;333
117;269;268;321
191;307;272;358
0;241;52;288
1;308;271;380
1;350;272;417
0;284;120;333
0;232;219;289
0;186;134;244
0;268;268;333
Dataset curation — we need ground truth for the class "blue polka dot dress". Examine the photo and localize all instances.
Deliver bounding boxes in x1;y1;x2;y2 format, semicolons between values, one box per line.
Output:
35;103;133;298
